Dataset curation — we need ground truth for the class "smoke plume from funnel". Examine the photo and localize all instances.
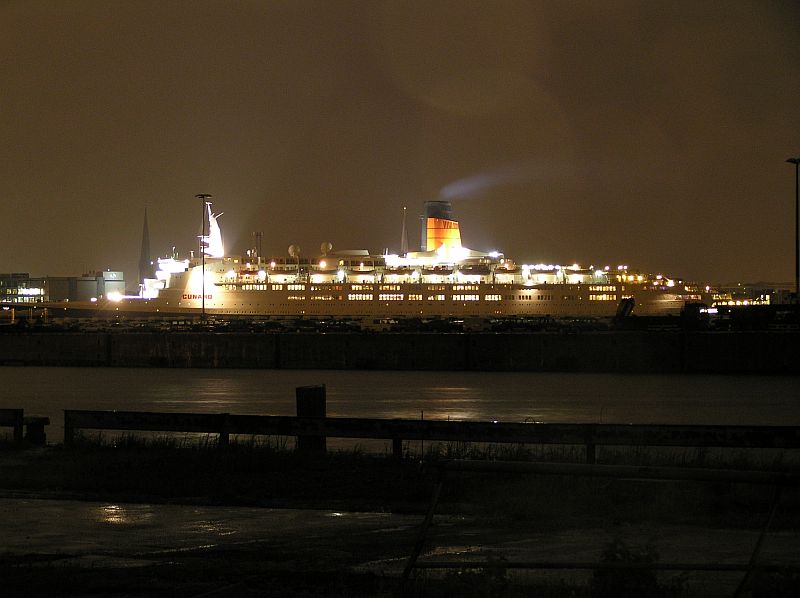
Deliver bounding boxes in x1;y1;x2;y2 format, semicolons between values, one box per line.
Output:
439;159;551;200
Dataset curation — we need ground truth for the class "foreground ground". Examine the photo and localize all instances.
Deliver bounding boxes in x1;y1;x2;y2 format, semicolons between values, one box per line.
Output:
1;442;799;596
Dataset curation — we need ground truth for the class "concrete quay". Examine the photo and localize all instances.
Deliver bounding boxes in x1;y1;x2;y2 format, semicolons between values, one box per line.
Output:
0;331;797;374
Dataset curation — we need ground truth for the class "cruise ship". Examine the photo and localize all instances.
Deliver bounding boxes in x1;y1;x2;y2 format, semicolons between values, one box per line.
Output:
86;200;708;320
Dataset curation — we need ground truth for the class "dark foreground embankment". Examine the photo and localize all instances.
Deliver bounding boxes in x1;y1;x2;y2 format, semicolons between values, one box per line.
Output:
0;331;798;373
2;442;800;598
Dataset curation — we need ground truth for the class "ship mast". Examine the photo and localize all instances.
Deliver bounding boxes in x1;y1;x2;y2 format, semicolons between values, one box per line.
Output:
196;193;213;322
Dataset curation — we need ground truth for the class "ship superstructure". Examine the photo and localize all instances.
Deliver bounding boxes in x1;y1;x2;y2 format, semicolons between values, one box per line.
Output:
108;200;708;319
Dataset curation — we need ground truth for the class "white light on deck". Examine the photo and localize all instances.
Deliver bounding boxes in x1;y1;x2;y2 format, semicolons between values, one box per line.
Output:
107;291;123;302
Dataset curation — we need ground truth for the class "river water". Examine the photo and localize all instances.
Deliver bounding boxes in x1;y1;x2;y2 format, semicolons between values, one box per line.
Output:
1;367;798;442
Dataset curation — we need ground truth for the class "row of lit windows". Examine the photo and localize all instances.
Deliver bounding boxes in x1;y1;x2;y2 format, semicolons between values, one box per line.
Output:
351;284;372;291
241;284;268;291
589;294;617;301
276;293;508;302
311;285;343;291
287;284;305;291
453;285;478;291
213;291;630;304
379;284;400;291
589;285;616;292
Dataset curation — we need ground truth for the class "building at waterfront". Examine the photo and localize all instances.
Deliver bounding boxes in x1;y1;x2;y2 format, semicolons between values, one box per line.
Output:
0;271;126;304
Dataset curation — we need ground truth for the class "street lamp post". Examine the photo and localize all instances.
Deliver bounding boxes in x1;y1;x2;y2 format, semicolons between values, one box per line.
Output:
195;193;213;321
787;159;800;306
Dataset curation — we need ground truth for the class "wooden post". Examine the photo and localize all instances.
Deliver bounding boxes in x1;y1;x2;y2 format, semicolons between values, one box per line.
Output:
64;410;74;446
218;413;230;447
586;442;596;465
296;385;326;455
585;424;596;464
13;411;23;445
0;409;25;445
393;437;403;461
24;417;49;446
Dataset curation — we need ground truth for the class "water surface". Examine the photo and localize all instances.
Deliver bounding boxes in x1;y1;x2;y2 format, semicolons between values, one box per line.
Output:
2;367;798;441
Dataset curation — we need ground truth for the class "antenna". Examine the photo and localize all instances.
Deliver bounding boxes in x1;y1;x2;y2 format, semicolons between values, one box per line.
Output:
400;206;408;255
251;232;263;259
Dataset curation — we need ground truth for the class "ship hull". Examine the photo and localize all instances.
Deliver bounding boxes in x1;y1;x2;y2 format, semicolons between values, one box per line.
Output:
68;280;695;319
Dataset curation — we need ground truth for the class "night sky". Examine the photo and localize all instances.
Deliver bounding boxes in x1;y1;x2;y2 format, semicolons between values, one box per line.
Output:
2;0;799;284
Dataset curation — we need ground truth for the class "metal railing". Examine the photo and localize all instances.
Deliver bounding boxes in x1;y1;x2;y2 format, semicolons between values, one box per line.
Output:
62;410;800;462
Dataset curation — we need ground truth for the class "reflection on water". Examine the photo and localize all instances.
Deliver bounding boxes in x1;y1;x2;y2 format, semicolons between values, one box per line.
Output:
98;504;130;525
195;520;236;536
1;367;798;441
96;504;154;526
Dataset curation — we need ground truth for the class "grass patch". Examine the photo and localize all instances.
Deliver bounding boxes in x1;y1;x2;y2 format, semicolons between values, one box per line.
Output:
2;436;798;528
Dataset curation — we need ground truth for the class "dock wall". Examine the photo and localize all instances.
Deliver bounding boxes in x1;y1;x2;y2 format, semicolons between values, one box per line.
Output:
0;331;797;374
